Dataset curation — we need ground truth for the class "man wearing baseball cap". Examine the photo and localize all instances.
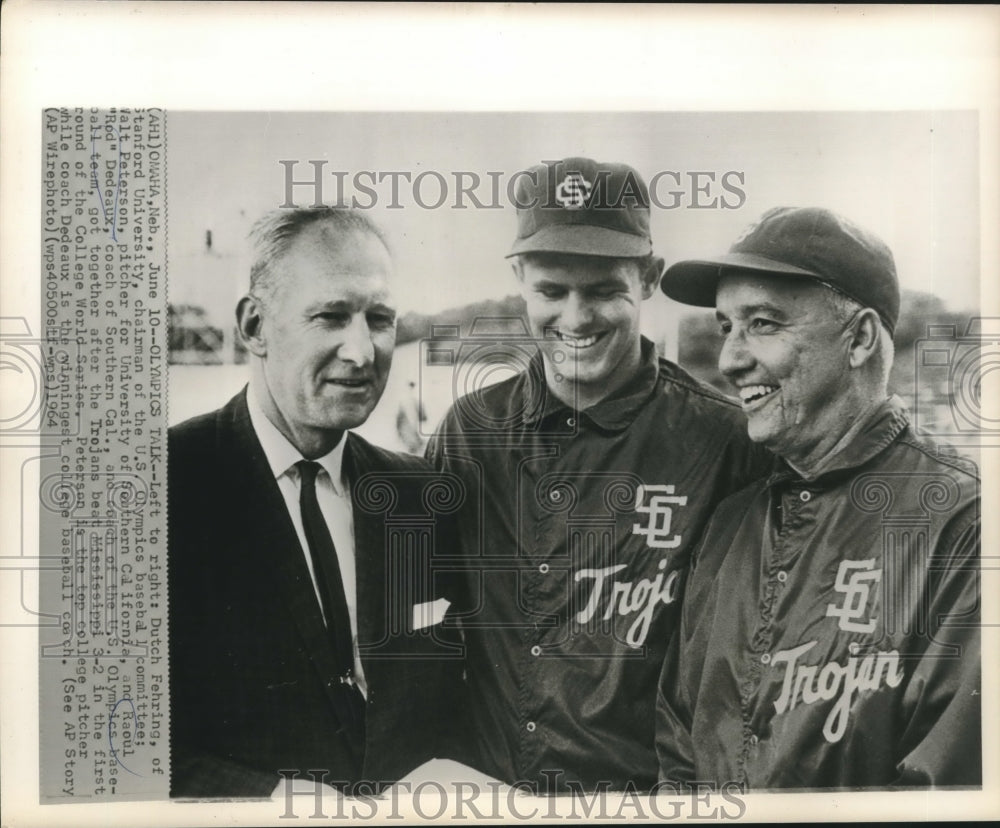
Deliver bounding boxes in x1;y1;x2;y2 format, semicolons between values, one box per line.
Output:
656;206;981;789
426;158;770;791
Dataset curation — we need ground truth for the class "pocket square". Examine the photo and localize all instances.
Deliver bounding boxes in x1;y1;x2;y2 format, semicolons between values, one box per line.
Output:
412;597;450;631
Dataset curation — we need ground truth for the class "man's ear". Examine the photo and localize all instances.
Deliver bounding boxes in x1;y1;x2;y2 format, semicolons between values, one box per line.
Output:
236;295;267;358
847;308;880;369
639;256;665;299
510;257;523;281
510;258;527;295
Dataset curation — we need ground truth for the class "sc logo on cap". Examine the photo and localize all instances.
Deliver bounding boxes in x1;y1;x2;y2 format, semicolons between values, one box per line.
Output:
555;172;592;209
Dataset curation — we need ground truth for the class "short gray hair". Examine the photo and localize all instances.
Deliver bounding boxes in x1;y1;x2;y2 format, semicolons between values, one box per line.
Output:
248;207;389;306
825;287;895;389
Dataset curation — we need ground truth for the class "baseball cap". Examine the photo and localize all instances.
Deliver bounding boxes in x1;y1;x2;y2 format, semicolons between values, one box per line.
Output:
660;206;900;334
506;157;653;258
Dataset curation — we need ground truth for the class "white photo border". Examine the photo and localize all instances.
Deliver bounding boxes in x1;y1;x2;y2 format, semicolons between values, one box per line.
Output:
1;2;998;825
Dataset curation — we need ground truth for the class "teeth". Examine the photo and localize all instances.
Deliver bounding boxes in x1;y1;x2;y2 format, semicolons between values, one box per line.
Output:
739;384;778;404
555;332;600;349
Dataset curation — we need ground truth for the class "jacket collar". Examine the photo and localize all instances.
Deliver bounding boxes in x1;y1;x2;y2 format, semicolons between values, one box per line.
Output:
766;395;911;487
521;337;661;432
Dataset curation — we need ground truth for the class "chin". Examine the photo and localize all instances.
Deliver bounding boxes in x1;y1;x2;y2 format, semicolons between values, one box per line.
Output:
561;368;601;392
568;352;610;378
314;406;373;432
745;420;775;447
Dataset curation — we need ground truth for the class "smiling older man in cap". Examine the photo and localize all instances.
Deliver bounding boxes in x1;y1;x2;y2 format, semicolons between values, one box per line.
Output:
426;157;770;792
655;206;982;789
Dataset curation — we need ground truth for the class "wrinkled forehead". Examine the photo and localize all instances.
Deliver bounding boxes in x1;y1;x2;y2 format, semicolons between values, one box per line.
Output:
271;226;396;306
716;270;834;316
294;223;394;275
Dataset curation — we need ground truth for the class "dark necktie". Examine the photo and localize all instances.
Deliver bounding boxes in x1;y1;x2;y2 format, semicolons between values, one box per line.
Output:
295;460;366;746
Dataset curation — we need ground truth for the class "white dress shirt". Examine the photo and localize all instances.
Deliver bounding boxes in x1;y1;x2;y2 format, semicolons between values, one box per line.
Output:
247;387;367;695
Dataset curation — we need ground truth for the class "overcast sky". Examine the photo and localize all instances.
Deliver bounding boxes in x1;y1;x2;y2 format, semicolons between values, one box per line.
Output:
166;111;980;327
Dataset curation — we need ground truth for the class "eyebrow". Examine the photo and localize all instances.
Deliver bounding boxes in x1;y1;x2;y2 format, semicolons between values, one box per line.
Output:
305;299;397;314
587;277;629;290
534;277;628;290
305;300;351;313
716;302;788;321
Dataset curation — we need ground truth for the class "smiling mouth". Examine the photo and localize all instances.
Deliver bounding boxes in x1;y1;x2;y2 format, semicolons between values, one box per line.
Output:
326;378;372;389
739;384;779;406
549;330;606;350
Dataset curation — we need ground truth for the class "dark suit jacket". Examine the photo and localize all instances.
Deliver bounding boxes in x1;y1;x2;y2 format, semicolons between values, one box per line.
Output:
168;389;468;797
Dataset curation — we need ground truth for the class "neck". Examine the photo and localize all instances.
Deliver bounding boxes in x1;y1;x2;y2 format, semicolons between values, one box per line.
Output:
249;369;344;460
784;393;887;480
290;428;345;461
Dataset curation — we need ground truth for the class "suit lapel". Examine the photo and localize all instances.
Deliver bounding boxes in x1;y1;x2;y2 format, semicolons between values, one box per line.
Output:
344;434;387;652
226;390;359;722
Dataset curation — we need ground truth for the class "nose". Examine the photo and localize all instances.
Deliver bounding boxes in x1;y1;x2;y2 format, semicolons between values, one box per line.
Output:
559;291;594;332
338;314;375;367
718;328;754;380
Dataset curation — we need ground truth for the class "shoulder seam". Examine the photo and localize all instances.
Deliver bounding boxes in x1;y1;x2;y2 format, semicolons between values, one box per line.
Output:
436;370;528;427
895;433;980;482
349;432;429;470
658;362;742;410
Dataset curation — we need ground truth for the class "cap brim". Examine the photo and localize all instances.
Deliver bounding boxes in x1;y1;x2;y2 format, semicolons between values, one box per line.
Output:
660;252;823;307
506;224;651;258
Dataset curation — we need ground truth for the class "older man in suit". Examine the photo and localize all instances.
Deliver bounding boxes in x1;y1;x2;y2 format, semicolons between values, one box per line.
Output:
168;207;466;798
